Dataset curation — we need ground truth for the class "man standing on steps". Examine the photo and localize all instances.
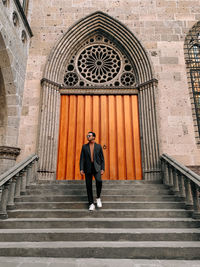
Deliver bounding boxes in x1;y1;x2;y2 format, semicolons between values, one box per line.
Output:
80;132;105;211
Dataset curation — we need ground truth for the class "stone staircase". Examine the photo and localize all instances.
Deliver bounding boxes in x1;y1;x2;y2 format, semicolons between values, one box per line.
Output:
0;180;200;259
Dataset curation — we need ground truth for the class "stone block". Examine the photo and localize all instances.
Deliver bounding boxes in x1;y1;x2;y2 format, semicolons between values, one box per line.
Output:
144;42;158;49
1;67;16;83
161;35;180;41
173;72;181;81
160;57;179;64
175;14;195;20
0;50;11;68
156;0;176;7
21;106;29;116
6;95;19;106
7;106;18;116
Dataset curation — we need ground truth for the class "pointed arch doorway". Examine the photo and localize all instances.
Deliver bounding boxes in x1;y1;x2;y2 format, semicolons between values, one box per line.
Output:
38;12;160;181
56;33;142;180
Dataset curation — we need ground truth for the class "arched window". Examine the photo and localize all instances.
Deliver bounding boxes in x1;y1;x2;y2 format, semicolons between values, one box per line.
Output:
185;22;200;139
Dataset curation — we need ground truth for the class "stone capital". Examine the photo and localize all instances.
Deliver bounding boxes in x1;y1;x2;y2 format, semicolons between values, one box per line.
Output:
0;146;20;160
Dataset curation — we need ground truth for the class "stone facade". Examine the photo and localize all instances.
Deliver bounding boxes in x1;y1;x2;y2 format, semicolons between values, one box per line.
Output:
0;0;32;173
4;0;200;175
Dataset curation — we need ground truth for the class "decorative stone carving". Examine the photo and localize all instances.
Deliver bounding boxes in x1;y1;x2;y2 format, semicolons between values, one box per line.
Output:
59;88;138;95
77;44;121;83
63;34;137;88
21;30;27;43
12;11;19;27
64;72;78;86
121;72;135;86
0;146;20;160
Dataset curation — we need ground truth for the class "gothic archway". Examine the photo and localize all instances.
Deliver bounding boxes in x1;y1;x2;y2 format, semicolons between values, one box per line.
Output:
38;11;160;180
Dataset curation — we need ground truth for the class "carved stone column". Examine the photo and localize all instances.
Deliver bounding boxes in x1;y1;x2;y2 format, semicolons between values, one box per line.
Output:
0;181;11;219
7;177;17;210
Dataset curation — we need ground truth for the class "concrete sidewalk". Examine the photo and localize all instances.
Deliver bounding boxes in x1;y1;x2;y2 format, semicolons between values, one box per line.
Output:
0;258;200;267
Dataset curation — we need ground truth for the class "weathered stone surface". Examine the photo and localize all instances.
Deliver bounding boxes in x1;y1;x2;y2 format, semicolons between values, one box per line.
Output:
0;0;200;171
0;0;31;172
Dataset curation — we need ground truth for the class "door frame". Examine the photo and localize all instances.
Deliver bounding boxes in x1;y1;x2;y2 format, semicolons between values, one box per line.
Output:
56;91;143;180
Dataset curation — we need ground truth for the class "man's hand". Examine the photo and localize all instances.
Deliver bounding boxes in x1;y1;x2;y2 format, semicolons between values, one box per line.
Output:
80;170;85;176
101;170;104;175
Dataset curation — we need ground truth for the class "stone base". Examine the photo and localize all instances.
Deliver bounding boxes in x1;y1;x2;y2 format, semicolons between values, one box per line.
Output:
37;172;56;181
7;205;16;210
0;213;8;220
192;212;200;220
185;204;194;210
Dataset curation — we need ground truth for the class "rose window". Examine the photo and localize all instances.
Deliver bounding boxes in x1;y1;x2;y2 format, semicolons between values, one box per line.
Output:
77;45;121;83
64;34;137;87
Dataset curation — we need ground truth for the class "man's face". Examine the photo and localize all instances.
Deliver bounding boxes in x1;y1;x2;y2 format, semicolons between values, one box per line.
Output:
87;133;95;141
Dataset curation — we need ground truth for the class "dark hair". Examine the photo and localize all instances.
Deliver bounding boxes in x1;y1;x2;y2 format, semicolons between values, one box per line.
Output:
88;131;96;137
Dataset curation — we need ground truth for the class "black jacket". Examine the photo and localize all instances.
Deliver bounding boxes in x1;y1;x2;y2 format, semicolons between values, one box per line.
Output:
80;143;105;174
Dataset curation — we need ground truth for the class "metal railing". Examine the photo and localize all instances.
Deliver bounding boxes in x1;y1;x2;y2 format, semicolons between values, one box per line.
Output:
160;153;200;219
0;154;38;219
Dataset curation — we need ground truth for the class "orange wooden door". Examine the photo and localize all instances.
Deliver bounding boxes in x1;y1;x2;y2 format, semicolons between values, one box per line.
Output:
57;95;142;180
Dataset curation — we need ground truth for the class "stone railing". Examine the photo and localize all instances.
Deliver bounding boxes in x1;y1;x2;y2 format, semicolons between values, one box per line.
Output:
160;154;200;219
0;154;38;219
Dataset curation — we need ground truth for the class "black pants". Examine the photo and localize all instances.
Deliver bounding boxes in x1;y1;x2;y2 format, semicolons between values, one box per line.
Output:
85;163;102;205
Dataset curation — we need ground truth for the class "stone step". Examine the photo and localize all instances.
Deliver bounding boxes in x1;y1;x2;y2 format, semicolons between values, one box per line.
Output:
1;218;199;229
14;195;182;202
0;228;199;242
7;209;193;218
24;189;172;195
14;201;186;210
27;184;168;190
33;180;163;185
0;241;200;259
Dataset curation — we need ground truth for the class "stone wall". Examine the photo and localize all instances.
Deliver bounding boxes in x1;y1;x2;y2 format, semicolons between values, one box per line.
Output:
17;0;200;167
0;0;31;173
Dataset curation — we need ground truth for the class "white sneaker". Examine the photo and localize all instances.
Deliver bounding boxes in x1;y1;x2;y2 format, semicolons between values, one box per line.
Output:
96;198;102;208
89;203;95;211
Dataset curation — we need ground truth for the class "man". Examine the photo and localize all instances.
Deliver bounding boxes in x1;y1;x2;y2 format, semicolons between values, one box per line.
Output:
80;132;105;211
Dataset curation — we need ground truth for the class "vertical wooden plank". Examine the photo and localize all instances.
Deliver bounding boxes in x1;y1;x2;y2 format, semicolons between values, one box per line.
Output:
93;96;100;143
57;96;69;180
85;95;92;135
66;95;77;179
100;95;109;179
108;95;118;179
131;95;142;180
116;95;126;180
123;95;135;179
74;95;85;180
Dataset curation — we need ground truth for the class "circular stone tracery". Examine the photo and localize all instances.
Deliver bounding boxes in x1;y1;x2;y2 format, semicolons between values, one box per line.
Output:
77;45;121;83
121;72;135;86
64;72;78;86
